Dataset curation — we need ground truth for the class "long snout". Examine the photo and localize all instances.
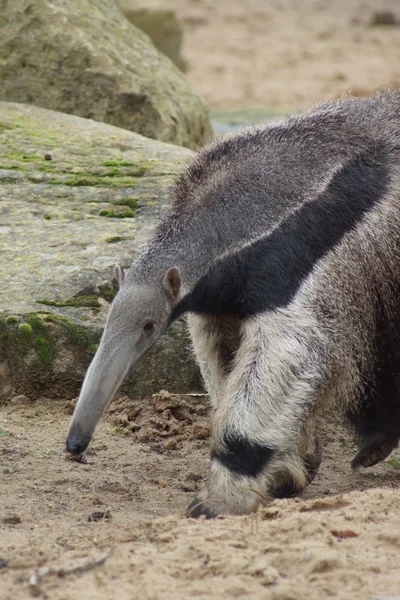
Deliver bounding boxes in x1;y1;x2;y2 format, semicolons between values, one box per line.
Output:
66;337;135;455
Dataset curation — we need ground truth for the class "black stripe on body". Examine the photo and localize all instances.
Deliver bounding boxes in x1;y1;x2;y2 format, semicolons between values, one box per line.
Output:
212;435;274;477
172;144;389;319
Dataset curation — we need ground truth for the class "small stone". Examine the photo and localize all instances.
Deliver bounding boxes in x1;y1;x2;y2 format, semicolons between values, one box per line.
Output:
3;514;21;525
370;11;398;26
28;573;42;598
64;399;77;415
163;438;179;451
0;558;8;568
88;510;111;522
261;565;279;585
376;532;400;548
180;482;196;493
158;533;173;543
9;394;30;405
115;414;130;428
44;153;52;161
192;423;210;439
308;551;343;574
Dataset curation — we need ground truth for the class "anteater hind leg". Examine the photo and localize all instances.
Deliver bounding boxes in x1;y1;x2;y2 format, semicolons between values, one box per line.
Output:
349;374;400;470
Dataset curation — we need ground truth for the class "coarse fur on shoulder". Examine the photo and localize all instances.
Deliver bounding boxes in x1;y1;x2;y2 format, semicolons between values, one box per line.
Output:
136;90;400;289
170;90;400;215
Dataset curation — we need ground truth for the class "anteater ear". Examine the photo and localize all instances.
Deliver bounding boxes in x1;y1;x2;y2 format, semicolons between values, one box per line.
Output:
163;267;181;303
114;264;125;289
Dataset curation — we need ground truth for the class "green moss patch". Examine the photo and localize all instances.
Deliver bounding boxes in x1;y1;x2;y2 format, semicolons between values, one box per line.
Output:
98;286;117;303
1;312;101;368
33;336;53;365
1;151;47;164
115;197;138;210
102;160;134;167
37;295;101;311
41;313;100;355
18;323;33;335
5;315;19;324
98;208;135;218
97;196;138;218
61;175;138;188
106;236;125;243
105;168;121;177
37;288;116;311
0;315;55;365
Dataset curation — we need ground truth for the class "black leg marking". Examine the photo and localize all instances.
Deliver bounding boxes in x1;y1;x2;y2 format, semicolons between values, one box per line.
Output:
212;435;274;478
270;441;322;499
270;477;303;499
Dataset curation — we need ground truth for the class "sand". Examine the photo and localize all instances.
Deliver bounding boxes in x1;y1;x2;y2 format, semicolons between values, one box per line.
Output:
1;396;399;599
171;0;400;109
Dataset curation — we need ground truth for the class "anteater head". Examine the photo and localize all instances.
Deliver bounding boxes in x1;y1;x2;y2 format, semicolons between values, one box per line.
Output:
66;265;182;455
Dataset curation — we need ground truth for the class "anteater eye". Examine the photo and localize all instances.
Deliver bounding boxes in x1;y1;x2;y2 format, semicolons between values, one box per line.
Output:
143;321;155;333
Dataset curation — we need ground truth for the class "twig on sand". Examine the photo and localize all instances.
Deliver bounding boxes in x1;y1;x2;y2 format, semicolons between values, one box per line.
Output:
28;548;113;596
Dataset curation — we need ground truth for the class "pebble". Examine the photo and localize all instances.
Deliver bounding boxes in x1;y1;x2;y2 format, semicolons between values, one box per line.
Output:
9;394;30;405
3;514;21;525
88;510;111;522
370;11;397;26
192;423;210;439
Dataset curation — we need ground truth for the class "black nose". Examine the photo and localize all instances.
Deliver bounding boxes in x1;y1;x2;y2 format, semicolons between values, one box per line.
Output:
66;431;91;455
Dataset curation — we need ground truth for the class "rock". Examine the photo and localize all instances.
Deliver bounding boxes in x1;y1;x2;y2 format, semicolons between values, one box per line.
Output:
307;550;344;574
9;394;31;405
0;102;202;401
3;514;21;525
116;0;186;71
88;510;111;522
369;11;398;26
163;438;180;451
0;0;211;150
192;423;210;439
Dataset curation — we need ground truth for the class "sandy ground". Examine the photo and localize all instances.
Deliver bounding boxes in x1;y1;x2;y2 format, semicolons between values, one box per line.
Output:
171;0;400;109
1;396;399;600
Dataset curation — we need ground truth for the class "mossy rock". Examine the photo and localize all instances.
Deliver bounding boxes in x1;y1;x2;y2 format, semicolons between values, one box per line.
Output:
0;103;202;402
116;0;186;72
0;0;212;149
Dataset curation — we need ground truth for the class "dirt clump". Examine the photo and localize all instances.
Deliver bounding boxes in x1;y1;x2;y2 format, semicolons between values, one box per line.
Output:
108;391;210;451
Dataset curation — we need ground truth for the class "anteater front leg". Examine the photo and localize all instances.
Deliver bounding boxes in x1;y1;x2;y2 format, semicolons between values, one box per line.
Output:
187;314;324;518
187;313;241;406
